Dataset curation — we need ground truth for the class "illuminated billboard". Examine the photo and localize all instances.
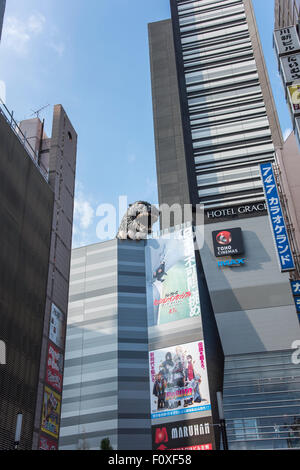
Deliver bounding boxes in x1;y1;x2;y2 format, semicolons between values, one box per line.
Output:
149;340;211;420
146;225;201;326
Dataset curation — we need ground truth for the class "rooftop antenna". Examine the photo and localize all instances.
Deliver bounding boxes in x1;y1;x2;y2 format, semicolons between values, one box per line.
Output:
30;103;50;119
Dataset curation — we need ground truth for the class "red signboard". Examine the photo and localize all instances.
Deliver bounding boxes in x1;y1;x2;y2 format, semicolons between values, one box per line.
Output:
45;342;63;393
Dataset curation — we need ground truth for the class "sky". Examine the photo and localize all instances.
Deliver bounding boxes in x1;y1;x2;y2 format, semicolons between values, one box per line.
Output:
0;0;293;248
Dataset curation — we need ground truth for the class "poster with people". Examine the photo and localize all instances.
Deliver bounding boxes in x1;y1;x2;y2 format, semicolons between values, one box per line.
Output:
149;341;211;419
146;225;201;326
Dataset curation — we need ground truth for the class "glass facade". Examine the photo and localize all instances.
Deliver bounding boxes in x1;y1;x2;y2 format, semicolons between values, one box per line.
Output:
223;350;300;450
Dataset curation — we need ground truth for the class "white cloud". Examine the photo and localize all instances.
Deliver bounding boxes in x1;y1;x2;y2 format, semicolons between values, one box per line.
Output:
48;41;65;58
28;13;45;34
283;128;292;141
74;196;94;230
2;13;45;55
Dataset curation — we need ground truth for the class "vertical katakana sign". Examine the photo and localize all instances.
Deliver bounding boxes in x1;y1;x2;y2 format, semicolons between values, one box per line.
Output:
260;163;295;272
291;281;300;315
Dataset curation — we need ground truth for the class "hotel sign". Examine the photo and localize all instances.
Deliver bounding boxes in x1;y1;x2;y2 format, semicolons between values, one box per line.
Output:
274;26;300;57
205;203;267;223
260;163;295;272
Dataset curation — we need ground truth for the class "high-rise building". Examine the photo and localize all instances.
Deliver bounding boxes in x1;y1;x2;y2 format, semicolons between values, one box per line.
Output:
0;0;5;41
275;0;300;29
0;103;77;450
60;228;224;451
149;0;300;450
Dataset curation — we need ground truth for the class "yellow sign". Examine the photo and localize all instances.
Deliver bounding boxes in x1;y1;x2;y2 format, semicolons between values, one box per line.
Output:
288;85;300;112
41;386;61;439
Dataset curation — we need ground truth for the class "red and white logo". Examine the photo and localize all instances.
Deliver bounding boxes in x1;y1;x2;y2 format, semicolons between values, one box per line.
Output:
216;231;232;246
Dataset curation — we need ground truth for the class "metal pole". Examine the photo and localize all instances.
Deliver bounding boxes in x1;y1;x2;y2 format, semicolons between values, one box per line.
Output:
217;391;229;451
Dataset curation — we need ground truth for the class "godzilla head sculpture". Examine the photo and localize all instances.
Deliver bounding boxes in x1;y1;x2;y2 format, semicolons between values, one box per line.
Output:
117;201;160;240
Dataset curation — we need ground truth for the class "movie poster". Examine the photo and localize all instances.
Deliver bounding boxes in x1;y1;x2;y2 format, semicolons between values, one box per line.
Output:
41;387;61;439
149;341;211;419
146;225;201;326
45;342;64;393
152;417;213;451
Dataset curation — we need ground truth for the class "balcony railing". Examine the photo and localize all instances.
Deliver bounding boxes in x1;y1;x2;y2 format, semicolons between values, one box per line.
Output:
0;98;49;182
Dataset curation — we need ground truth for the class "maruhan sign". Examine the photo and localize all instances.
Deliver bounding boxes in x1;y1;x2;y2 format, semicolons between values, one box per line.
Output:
0;340;6;364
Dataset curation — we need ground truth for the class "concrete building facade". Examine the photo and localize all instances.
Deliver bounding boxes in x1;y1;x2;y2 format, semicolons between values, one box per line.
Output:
275;0;300;29
148;0;300;449
0;103;77;450
59;240;152;450
60;226;225;451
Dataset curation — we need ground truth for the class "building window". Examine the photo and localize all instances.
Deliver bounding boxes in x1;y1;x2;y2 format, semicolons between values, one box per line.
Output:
233;418;259;440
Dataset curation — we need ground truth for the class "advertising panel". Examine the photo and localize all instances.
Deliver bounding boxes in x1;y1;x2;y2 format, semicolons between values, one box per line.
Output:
274;26;300;57
212;227;244;258
45;342;64;393
146;225;201;326
287;84;300;115
41;386;61;439
291;280;300;314
280;53;300;84
260;163;295;272
49;303;65;349
39;435;58;450
152;416;213;450
149;341;211;420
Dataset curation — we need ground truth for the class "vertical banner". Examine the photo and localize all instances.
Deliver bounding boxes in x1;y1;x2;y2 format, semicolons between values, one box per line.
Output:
45;342;64;393
146;226;201;326
260;163;295;272
49;303;66;349
40;386;61;439
291;280;300;314
274;26;300;57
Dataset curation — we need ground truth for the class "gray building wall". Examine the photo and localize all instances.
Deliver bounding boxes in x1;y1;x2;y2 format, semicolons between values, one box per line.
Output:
33;105;77;449
60;240;119;450
60;240;151;450
148;19;191;217
201;216;300;356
